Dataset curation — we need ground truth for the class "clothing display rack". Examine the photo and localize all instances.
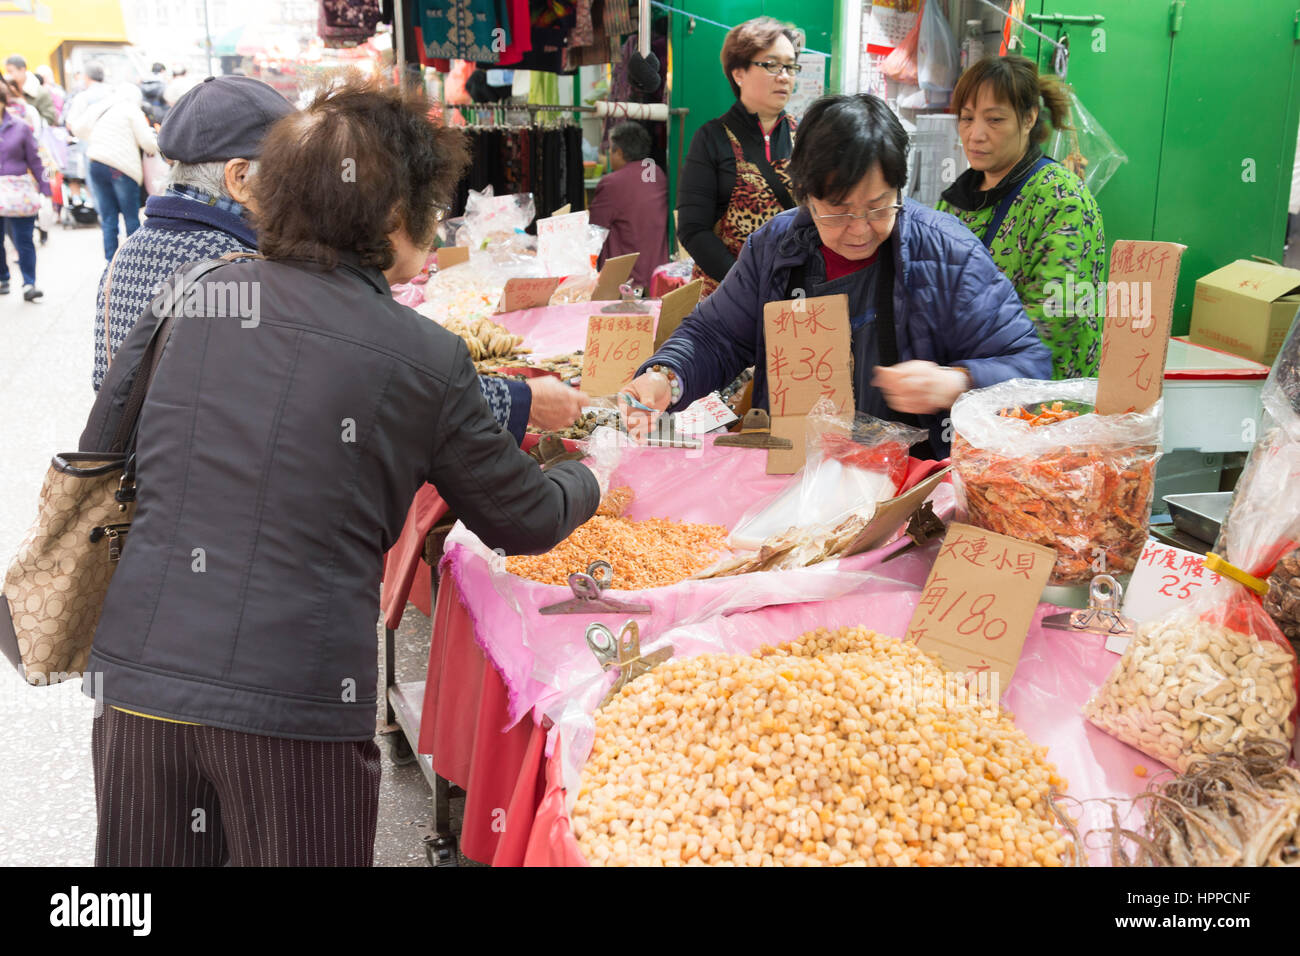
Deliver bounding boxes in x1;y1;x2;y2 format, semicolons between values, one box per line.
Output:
451;101;690;185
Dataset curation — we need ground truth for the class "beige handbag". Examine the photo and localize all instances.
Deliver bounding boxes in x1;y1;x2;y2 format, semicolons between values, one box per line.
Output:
0;254;255;684
0;454;136;680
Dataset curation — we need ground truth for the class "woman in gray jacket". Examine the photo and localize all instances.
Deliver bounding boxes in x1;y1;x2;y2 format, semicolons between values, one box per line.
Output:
81;77;600;867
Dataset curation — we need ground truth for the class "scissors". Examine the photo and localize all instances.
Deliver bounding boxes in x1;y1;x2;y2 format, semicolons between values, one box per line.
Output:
615;392;655;413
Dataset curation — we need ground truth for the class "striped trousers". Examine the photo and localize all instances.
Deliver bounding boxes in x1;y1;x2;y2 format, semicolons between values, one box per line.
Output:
91;706;381;866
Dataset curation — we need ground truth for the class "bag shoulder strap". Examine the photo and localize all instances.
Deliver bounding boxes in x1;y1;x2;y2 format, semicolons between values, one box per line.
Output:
982;156;1055;248
109;254;262;453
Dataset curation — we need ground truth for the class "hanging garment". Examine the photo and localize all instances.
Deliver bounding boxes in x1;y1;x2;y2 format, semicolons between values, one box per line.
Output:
419;0;511;62
496;0;534;65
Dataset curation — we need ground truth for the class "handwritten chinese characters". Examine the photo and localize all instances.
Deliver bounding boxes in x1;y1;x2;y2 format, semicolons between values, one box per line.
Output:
581;313;657;397
762;294;852;474
1095;240;1186;416
498;276;561;314
1120;539;1221;626
906;523;1056;689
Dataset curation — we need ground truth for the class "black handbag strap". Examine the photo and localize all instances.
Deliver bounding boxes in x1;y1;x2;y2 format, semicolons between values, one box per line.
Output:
109;253;262;455
723;118;797;212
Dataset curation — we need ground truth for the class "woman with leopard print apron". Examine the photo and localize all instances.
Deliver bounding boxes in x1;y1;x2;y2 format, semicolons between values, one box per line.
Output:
937;55;1106;380
677;17;802;297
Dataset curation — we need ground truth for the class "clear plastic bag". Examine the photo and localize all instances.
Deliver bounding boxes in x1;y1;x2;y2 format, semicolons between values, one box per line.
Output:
1085;331;1300;771
548;224;611;303
917;0;959;105
950;378;1162;585
727;400;926;553
460;186;536;248
1044;86;1128;197
881;2;921;86
415;247;547;325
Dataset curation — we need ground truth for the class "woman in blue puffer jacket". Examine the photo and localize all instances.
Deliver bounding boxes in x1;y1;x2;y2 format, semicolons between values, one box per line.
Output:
623;94;1052;458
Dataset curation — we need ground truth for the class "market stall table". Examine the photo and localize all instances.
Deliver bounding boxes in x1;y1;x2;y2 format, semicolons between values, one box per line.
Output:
414;438;1154;865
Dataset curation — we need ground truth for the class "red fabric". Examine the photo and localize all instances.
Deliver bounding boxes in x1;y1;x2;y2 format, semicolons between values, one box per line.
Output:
588;161;669;288
379;483;449;629
417;572;552;865
522;747;589;866
648;267;688;299
821;245;878;281
495;0;533;66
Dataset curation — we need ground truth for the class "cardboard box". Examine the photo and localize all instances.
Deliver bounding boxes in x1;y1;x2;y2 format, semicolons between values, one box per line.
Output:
1189;259;1300;366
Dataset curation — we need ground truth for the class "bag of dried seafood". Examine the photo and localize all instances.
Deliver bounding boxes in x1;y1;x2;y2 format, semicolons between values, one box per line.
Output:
950;378;1161;586
1086;325;1300;772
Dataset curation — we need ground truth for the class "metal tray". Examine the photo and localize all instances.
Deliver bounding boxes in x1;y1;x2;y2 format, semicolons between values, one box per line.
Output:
1163;491;1233;545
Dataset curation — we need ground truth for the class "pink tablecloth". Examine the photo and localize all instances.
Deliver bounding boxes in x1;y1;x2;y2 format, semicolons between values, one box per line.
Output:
494;299;661;359
437;439;950;727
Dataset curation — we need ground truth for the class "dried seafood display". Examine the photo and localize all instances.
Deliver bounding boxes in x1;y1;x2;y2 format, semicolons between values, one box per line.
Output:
696;511;874;577
1264;547;1300;649
951;384;1161;585
443;316;530;362
1060;739;1300;867
573;626;1073;866
1083;615;1298;772
506;516;729;590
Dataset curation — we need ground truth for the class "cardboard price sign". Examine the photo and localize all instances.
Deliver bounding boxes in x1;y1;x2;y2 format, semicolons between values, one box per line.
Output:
497;276;560;314
1096;240;1186;415
840;466;951;557
653;279;702;349
762;293;852;474
905;523;1056;689
435;246;469;271
581;313;656;396
592;253;640;301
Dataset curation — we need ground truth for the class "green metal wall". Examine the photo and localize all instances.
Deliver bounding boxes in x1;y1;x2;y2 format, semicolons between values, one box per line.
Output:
1018;0;1300;335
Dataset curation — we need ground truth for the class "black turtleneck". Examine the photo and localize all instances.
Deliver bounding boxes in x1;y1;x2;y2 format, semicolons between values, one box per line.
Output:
676;100;795;282
940;145;1044;213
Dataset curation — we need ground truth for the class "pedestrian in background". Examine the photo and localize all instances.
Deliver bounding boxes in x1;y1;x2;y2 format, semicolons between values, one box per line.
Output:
4;54;57;126
0;81;49;300
91;75;290;390
60;62;106;210
69;82;158;260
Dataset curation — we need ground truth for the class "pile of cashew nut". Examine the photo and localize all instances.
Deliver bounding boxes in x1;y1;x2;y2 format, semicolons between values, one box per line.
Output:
1085;617;1297;773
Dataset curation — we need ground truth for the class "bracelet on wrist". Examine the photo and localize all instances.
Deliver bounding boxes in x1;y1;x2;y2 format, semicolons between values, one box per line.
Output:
651;364;683;404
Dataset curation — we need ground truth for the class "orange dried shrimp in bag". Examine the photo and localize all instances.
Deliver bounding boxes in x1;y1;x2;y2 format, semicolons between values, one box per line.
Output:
950;381;1162;586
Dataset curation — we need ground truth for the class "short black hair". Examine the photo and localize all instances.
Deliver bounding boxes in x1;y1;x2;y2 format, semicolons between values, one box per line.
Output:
610;121;652;163
5;54;26;69
788;94;909;204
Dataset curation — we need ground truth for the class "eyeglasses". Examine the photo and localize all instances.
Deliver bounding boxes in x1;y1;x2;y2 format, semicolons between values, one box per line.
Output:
750;60;802;77
810;200;903;226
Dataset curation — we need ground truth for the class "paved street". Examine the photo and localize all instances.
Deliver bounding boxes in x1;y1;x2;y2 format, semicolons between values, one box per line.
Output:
0;221;455;866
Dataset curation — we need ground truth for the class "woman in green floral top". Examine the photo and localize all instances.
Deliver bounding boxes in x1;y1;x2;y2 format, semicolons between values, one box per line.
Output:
936;55;1105;379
